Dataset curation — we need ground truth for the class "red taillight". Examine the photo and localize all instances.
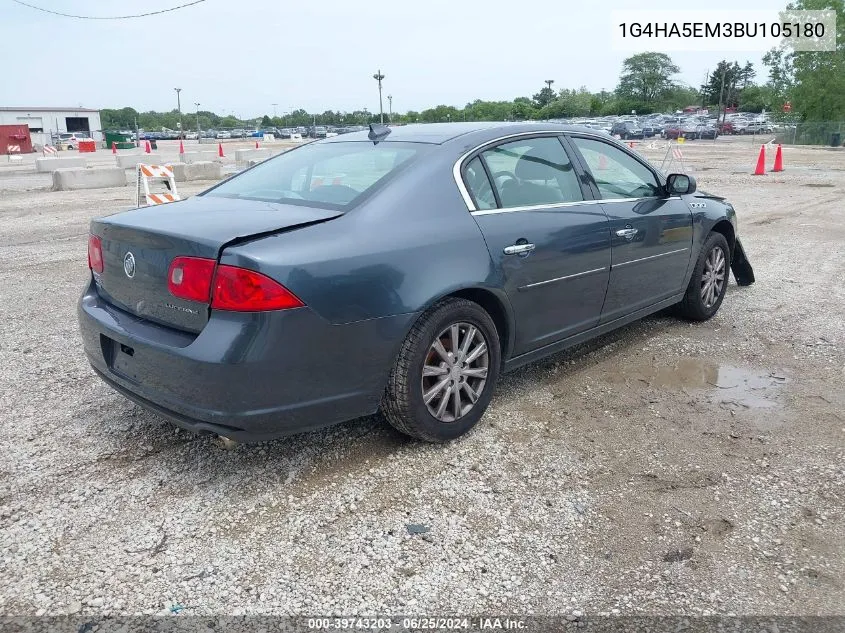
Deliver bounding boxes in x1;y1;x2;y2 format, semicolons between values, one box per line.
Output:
166;257;303;312
167;256;216;303
88;235;103;273
212;264;304;312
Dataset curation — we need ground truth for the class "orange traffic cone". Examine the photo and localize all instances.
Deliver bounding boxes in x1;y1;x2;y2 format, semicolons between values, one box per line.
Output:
771;144;784;172
144;140;151;154
628;141;635;148
111;141;117;154
179;140;185;155
753;145;766;175
255;140;259;149
218;142;224;158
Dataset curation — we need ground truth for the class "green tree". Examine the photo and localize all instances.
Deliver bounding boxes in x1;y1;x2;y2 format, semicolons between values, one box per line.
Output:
261;115;272;127
762;48;795;106
701;60;742;108
770;0;845;120
616;52;680;103
532;86;556;108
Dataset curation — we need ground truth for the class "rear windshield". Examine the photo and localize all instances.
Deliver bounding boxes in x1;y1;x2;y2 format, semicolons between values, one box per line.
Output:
204;141;425;210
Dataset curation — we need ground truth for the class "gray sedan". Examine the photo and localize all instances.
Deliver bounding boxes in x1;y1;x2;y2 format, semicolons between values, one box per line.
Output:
79;122;754;443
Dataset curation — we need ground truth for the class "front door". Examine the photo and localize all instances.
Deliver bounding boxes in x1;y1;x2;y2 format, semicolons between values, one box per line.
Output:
461;135;611;356
567;135;693;322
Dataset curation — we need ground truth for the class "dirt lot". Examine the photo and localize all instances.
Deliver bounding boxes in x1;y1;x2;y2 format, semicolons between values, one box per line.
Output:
0;138;842;617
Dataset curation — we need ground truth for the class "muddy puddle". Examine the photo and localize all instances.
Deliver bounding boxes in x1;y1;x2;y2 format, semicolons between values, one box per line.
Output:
603;357;788;410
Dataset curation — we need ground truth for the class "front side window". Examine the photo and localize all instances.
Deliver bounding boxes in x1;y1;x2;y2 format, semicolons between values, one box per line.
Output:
205;142;424;209
569;136;660;200
479;136;583;208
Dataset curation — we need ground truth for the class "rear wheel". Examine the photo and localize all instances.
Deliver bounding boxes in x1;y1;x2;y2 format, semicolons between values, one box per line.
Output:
675;232;730;321
381;298;501;442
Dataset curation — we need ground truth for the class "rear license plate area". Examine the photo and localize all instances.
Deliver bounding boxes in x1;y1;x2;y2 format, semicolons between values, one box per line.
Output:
100;334;139;382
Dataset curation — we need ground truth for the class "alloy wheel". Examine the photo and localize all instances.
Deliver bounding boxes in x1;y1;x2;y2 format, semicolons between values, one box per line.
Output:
701;245;726;309
421;322;489;423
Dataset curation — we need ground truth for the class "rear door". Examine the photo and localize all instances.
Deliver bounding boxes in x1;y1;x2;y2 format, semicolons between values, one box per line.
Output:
566;134;693;323
461;134;611;356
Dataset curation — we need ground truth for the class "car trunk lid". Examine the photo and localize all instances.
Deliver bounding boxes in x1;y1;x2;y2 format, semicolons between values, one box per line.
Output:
91;196;341;332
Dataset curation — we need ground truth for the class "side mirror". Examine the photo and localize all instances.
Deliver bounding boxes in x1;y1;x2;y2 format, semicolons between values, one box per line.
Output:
666;173;696;196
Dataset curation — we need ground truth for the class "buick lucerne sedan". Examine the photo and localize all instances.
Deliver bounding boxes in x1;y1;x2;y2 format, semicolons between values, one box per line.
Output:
79;122;755;443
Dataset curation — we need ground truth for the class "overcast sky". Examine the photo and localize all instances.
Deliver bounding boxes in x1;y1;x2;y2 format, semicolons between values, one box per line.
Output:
2;0;784;116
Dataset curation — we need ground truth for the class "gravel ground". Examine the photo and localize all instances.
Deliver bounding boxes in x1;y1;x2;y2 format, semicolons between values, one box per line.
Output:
0;139;843;617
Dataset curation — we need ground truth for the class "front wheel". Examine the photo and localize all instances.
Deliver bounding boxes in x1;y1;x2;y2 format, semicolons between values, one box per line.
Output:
675;232;730;321
381;298;501;442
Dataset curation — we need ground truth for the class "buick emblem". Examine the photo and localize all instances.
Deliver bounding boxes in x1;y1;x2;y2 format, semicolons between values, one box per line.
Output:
123;252;136;279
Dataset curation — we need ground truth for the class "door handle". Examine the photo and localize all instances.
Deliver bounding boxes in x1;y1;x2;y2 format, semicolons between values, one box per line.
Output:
615;227;638;240
503;243;536;255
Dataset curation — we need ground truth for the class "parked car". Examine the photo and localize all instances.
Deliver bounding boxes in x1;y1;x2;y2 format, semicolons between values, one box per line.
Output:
610;121;643;140
185;132;199;140
310;126;328;138
56;132;92;149
641;124;661;138
663;124;683;139
79;122;754;443
216;130;232;139
693;124;718;140
743;121;774;134
716;122;735;135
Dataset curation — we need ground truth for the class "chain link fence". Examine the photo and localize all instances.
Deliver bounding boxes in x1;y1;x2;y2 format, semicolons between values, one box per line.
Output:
773;122;844;146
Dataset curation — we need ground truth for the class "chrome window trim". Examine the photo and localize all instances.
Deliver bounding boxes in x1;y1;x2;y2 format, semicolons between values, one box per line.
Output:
452;129;671;213
469;196;681;216
614;247;689;268
518;267;607;291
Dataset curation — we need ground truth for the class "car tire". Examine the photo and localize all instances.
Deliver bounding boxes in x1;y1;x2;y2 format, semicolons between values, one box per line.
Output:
675;232;731;321
381;298;501;442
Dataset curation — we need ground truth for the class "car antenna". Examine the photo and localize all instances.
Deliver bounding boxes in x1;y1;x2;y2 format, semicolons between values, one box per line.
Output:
368;123;391;144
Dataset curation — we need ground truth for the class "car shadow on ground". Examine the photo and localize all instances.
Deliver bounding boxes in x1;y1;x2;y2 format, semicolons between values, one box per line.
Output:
81;310;681;498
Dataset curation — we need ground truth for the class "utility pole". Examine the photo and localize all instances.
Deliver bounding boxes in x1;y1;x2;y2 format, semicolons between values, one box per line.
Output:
387;95;392;122
194;102;201;143
373;69;385;124
271;103;278;119
717;67;727;129
174;88;182;139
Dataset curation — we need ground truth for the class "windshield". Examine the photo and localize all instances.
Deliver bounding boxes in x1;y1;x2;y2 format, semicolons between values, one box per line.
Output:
204;141;424;209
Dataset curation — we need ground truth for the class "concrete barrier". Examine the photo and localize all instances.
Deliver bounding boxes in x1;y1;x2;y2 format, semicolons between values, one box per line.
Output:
169;161;222;182
178;151;218;164
36;157;86;172
52;167;127;191
116;153;162;169
235;148;273;164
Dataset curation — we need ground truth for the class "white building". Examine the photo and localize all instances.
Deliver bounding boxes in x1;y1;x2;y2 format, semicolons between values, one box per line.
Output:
0;107;103;147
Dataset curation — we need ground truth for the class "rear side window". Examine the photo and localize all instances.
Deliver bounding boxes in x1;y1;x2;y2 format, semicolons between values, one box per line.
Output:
206;142;425;210
481;136;583;208
569;137;660;200
464;157;496;210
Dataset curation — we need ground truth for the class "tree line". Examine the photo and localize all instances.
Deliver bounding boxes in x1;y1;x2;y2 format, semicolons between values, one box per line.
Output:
101;0;844;131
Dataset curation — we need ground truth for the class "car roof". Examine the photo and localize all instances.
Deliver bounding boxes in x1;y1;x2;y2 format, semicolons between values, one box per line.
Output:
320;122;585;145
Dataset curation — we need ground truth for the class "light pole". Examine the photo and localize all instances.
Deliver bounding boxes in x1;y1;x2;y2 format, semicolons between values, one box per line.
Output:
545;79;554;91
387;94;392;122
174;88;183;139
373;69;385;124
194;102;201;143
271;103;278;118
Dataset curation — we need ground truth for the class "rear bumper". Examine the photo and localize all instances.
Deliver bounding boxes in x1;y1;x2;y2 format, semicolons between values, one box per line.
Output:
78;279;415;441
